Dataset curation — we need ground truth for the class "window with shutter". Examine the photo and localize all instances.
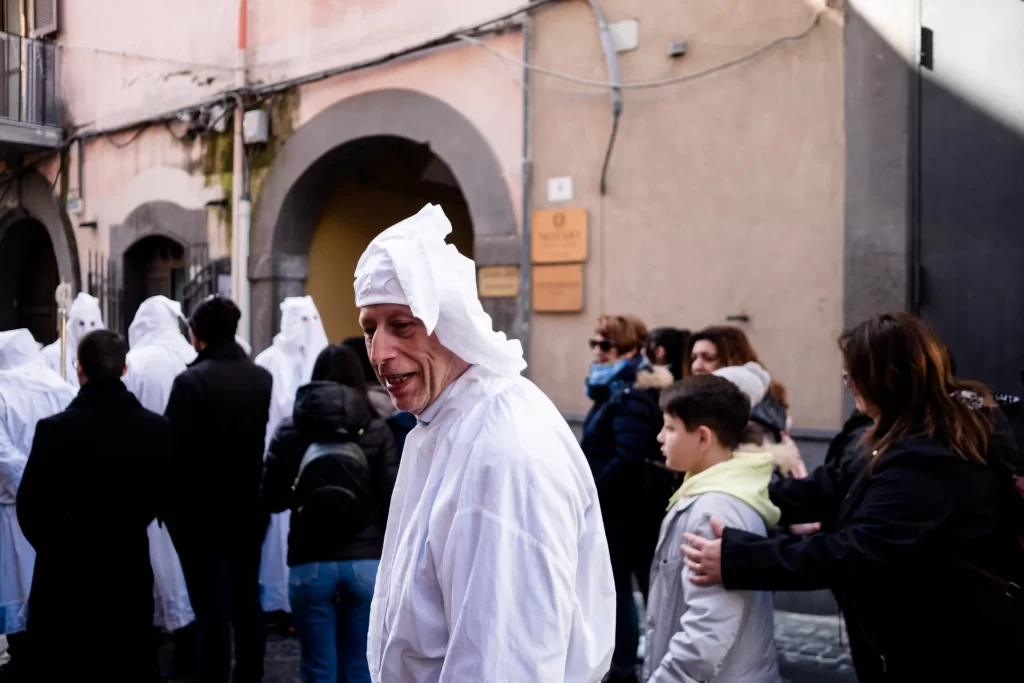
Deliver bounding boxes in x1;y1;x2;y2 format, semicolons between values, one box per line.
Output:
31;0;57;38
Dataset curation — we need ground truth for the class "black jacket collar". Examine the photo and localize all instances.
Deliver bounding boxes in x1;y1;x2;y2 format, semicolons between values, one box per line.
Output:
190;341;248;366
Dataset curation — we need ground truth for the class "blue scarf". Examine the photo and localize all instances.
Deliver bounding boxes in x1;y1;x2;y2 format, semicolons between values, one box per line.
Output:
585;358;631;401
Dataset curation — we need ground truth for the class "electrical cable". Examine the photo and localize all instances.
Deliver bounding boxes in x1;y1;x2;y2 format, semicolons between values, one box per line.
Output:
103;127;148;149
583;0;622;196
58;44;236;72
456;11;822;91
62;0;565;148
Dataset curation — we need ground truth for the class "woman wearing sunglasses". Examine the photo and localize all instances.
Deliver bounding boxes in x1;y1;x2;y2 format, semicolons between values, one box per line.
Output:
581;315;673;683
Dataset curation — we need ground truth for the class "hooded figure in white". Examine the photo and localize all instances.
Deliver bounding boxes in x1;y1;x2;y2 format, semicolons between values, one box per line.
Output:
0;330;75;634
41;292;105;388
254;295;329;613
122;296;197;632
356;204;615;682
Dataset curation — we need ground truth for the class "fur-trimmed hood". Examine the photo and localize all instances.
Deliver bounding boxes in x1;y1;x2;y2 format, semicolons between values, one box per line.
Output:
634;363;675;391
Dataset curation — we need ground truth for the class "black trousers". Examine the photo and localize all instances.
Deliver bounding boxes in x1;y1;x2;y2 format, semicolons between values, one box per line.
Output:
24;598;159;682
172;519;266;683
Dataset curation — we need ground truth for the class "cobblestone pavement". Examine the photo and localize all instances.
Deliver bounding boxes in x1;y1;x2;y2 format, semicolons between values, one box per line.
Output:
774;610;857;683
1;610;854;683
160;630;301;683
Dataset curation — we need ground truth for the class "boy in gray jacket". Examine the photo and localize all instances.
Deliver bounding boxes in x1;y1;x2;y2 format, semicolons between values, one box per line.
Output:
643;373;780;683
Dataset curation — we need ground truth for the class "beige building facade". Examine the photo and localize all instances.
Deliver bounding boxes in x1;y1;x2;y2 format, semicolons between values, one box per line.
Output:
0;0;853;435
527;0;845;430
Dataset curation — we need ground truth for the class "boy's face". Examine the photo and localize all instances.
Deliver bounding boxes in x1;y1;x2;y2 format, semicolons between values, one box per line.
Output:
658;413;710;473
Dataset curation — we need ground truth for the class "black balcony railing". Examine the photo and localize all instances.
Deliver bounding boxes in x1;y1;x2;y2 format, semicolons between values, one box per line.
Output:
0;31;60;128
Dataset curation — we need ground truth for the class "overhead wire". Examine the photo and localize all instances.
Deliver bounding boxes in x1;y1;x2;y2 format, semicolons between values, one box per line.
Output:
58;1;823;161
455;11;823;91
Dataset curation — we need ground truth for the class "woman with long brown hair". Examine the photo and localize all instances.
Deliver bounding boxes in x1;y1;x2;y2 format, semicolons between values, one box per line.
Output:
687;325;806;477
681;313;1023;682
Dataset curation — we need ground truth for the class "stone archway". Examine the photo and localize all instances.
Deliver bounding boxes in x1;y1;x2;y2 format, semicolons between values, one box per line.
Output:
110;201;207;329
250;88;521;353
0;168;81;291
109;201;206;262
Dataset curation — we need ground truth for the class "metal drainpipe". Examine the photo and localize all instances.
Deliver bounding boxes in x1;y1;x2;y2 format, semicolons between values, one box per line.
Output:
518;11;533;376
232;0;251;342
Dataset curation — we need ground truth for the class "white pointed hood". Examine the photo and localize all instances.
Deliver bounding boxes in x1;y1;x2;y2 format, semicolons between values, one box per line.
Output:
0;329;76;396
127;296;196;367
41;292;106;386
353;204;525;378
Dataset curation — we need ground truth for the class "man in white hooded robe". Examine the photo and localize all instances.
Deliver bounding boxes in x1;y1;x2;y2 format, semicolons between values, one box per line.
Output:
356;205;615;683
254;295;329;614
122;296;197;640
0;330;75;672
41;292;105;388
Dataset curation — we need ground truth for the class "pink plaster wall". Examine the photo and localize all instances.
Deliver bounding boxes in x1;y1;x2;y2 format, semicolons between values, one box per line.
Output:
48;3;524;293
295;34;525;232
57;0;524;132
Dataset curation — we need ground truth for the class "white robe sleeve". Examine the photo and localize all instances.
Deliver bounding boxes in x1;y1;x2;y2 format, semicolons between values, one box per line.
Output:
436;449;581;682
40;343;60;376
124;350;181;415
0;396;24;503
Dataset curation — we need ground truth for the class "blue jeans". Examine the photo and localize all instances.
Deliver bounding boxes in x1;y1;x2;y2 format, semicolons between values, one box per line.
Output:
289;560;379;683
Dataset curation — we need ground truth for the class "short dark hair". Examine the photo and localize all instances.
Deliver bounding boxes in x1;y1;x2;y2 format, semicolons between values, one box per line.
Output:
342;335;378;385
659;375;751;450
312;344;368;395
189;295;240;345
77;329;127;381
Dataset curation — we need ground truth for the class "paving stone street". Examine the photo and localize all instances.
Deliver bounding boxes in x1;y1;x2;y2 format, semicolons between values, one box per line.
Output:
0;609;854;682
774;611;857;683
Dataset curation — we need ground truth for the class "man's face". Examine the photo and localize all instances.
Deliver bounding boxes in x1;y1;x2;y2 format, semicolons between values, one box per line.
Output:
359;304;466;415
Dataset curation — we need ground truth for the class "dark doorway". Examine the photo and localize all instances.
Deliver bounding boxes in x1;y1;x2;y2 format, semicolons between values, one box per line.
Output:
123;236;186;331
914;0;1024;396
0;218;59;344
306;135;475;342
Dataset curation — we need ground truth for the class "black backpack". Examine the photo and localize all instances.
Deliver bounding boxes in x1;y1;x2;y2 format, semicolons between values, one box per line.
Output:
292;439;373;541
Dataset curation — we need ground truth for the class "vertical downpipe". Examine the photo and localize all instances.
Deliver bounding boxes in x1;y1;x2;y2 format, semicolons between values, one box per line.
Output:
518;12;533;376
232;0;251;341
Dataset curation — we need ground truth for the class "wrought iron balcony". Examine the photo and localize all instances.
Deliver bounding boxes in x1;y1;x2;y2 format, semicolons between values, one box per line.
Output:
0;30;61;151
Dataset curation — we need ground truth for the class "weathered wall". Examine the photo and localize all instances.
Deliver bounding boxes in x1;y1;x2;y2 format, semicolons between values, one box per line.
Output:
294;34;525;233
842;0;916;413
529;0;845;429
50;0;523;318
248;35;523;351
58;0;525;131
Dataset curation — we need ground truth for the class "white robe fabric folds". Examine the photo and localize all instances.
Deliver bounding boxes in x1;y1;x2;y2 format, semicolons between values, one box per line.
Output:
41;292;106;388
367;365;616;683
0;330;75;634
122;296;197;632
254;295;328;613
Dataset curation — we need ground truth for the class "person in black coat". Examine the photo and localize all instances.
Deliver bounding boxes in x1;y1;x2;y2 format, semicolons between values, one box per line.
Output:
17;330;169;682
682;313;1024;682
581;315;667;683
262;344;398;682
163;295;273;683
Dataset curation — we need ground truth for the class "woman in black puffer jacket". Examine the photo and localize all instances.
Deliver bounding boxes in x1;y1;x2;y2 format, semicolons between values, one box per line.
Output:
262;344;398;683
683;313;1024;682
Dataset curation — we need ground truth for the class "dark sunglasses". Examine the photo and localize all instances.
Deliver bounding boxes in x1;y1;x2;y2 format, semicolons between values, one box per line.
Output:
589;339;613;352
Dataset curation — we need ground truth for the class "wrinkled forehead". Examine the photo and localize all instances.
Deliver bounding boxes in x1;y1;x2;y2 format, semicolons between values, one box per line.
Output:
358;303;417;330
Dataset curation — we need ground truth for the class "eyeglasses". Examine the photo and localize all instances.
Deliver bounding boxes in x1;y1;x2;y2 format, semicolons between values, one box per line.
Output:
589;339;613;352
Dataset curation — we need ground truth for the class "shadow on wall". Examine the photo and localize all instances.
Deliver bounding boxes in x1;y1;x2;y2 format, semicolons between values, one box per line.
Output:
844;2;1024;399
